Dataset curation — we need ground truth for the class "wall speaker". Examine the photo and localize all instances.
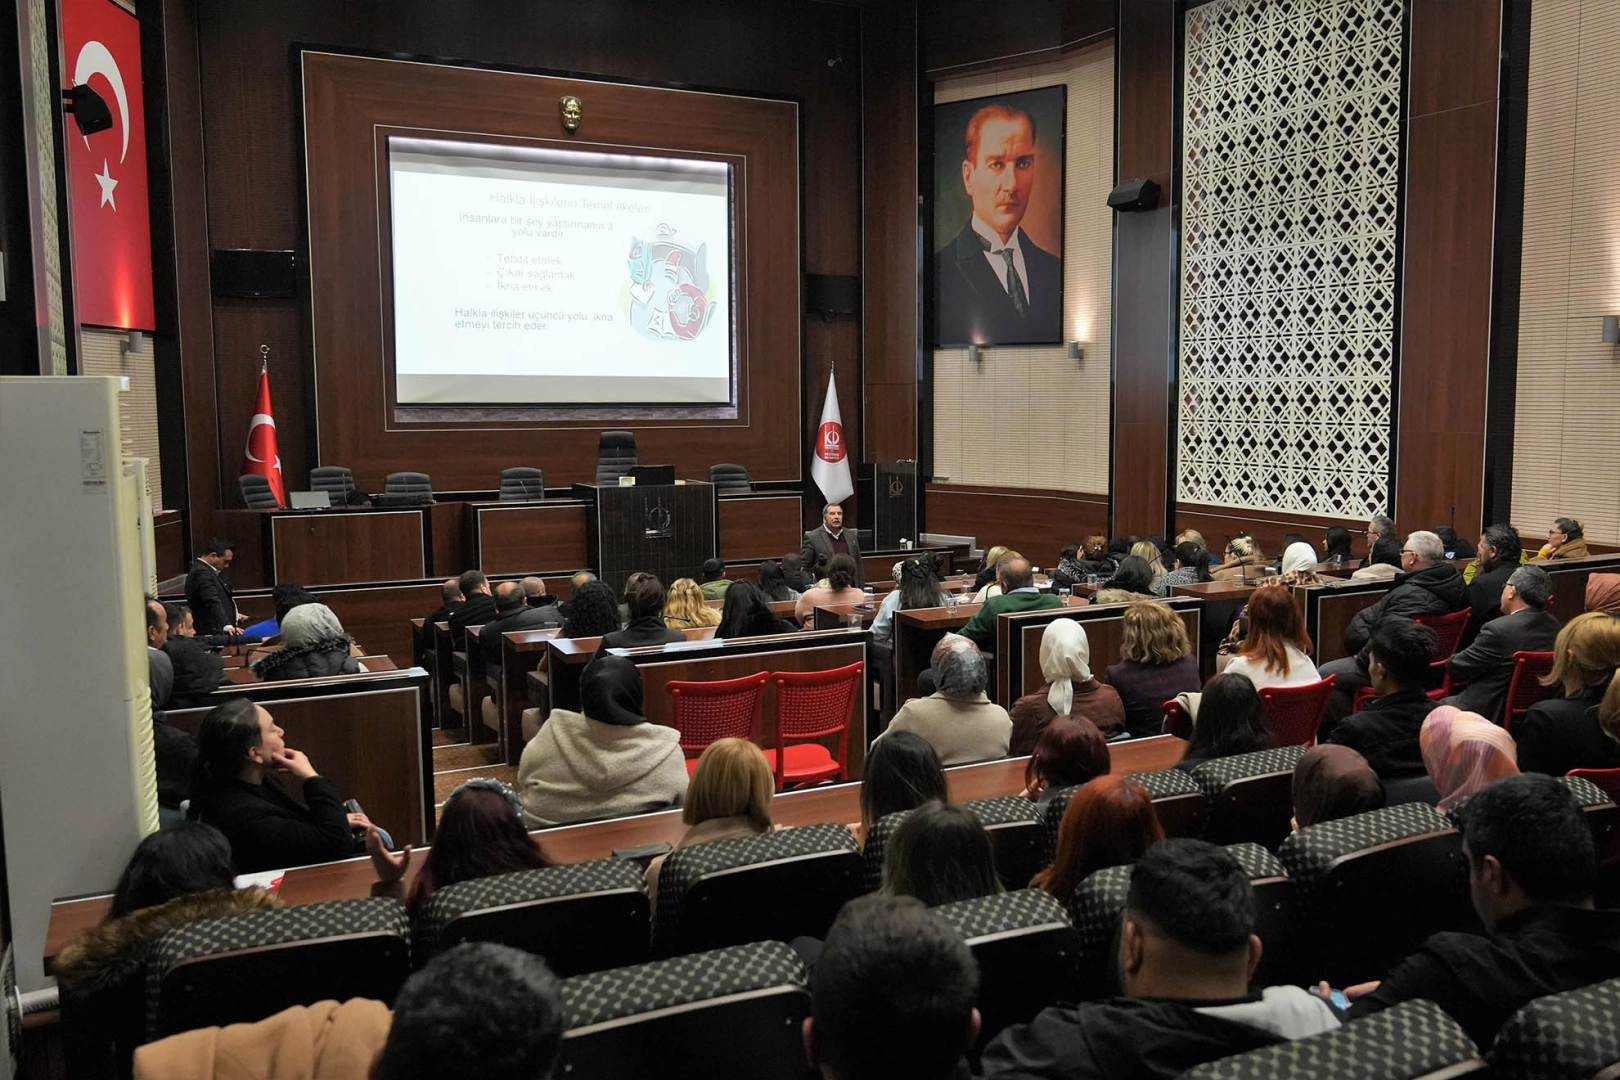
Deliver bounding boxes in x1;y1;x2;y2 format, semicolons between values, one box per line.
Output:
1106;178;1161;213
211;249;298;299
805;273;859;316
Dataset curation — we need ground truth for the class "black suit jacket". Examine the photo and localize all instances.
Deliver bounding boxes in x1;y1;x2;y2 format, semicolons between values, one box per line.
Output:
185;559;237;637
478;604;563;662
934;224;1062;345
801;527;865;587
1446;607;1561;724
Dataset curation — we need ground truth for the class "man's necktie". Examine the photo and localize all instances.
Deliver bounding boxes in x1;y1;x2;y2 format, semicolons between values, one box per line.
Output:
998;249;1029;317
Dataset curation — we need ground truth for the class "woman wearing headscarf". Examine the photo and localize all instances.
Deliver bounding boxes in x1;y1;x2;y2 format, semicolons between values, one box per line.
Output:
1258;541;1325;588
883;634;1012;765
251;602;362;681
1008;619;1125;752
517;655;687;826
1587;574;1620;615
1291;745;1385;830
1419;706;1519;813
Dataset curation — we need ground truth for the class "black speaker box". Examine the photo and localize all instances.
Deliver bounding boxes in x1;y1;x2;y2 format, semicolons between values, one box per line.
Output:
805;273;860;316
212;249;298;299
1106;178;1161;212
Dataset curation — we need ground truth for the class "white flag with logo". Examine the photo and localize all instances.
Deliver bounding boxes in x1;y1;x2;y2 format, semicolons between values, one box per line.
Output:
810;370;854;505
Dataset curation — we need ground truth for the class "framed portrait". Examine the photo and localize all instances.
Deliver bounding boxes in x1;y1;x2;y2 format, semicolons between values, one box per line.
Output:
931;85;1066;347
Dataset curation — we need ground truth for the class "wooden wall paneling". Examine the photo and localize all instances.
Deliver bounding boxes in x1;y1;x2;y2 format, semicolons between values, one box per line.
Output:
1395;0;1503;541
1010;603;1199;707
269;510;427;587
153;511;186;583
718;494;805;563
1174;505;1368;564
472;502;591;577
924;483;1108;563
234;580;444;669
1110;0;1176;539
429;501;463;576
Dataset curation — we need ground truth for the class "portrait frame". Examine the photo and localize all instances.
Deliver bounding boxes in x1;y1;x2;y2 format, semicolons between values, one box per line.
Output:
931;85;1066;347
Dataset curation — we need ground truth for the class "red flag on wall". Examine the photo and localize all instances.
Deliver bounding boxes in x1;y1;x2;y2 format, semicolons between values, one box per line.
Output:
242;367;286;506
61;0;155;330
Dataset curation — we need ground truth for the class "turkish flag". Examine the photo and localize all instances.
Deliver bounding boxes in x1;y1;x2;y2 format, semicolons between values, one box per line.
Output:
61;0;155;330
242;370;286;506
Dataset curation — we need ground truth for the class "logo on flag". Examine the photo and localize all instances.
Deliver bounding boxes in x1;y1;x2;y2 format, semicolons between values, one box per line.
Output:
810;371;854;506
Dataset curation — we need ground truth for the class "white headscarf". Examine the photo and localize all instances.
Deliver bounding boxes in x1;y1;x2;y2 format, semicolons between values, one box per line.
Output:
1281;542;1318;576
281;602;345;647
1040;619;1092;716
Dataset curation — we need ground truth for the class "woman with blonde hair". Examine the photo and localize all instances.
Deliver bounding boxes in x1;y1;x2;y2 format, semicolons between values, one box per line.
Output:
1211;534;1268;581
1130;540;1169;583
646;737;774;902
1103;600;1201;737
974;545;1014;591
663;577;721;630
1515;612;1620;776
973;548;1024;602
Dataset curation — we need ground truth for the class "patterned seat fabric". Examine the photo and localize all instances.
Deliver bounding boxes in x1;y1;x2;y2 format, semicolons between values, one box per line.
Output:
1223;841;1287;882
1278;802;1451;891
145;898;408;1038
413;858;645;958
561;941;805;1031
1040;784;1083;861
1187;746;1308;801
1179;1000;1479;1079
653;822;857;952
1488;976;1620;1079
862;796;1041;893
1125;766;1201;799
935;888;1072;941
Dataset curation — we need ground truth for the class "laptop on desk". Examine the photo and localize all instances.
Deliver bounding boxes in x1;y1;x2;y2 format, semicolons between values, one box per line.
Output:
289;491;332;509
627;465;676;486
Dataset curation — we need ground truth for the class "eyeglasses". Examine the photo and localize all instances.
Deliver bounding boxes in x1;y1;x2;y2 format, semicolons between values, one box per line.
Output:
1401;549;1416;557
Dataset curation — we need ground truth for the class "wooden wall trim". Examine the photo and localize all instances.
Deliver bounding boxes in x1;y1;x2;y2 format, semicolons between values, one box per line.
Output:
925;482;1109;564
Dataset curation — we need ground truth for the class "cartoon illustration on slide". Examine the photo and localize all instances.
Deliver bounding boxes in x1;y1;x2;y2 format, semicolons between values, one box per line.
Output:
625;223;719;342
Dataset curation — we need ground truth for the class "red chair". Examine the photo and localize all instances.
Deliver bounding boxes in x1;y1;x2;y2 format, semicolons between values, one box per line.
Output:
1500;651;1556;732
1161;699;1193;739
1414;608;1472;700
1258;676;1335;747
1350;686;1377;713
666;671;770;776
767;662;863;790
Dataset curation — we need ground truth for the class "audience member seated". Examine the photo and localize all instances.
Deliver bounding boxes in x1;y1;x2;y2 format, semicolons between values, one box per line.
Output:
802;501;865;585
160;602;226;707
478;579;563;663
871;553;951;648
782;551;815;593
699;557;733;600
1256;541;1324;588
1343;773;1620;1049
1093;555;1157;604
663;576;722;630
974;545;1015;591
186;536;244;637
1535;516;1590;561
1351;535;1403;581
805;895;980;1080
1433;525;1477;562
1051;542;1089;594
424;576;463;628
1021;717;1111;802
1081;535;1118;575
1210;534;1267;581
1031;775;1162;903
1009;619;1126;751
136;942;563;1080
153;722;198;826
1131;540;1170;587
1515;612;1620;776
1104;600;1202;738
1321;525;1355;565
1150;541;1212;597
1365;513;1397;557
882;801;1002;907
558;569;597;616
1177;672;1273;772
188;698;371;871
981;839;1339;1078
1175;530;1223;573
757;558;801;602
859;731;949;843
1321;530;1468;716
647;738;775;903
717;578;800;638
270;581;322;626
883;635;1011;766
1420;706;1519;813
367;778;547;917
1588;573;1620;614
522;574;563;615
1222;585;1321;690
963;557;1061;650
598;574;683;653
796;553;867;626
252;602;362;681
557;580;623;642
145;595;172;716
518;655;686;826
1322;617;1438;778
1443;565;1560;723
1291;745;1385;830
1461;524;1523;642
446;569;497;637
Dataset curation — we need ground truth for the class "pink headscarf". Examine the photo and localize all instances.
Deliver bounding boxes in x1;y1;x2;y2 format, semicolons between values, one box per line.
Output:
1420;706;1519;812
1587;574;1620;615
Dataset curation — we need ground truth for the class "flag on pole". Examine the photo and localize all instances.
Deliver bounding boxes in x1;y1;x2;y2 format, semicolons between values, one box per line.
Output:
242;361;286;506
810;370;854;506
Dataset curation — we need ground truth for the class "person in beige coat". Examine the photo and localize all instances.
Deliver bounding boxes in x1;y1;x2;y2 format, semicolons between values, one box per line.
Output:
518;655;687;826
882;634;1012;766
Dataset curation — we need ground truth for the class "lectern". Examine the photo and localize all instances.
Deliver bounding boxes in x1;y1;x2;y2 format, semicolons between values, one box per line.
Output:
572;480;717;594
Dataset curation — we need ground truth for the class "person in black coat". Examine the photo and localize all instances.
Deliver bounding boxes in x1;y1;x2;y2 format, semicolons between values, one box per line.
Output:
161;602;226;707
598;575;683;654
1513;612;1620;777
801;503;866;586
1461;524;1523;648
1322;618;1438;778
251;603;361;681
479;580;563;662
1444;566;1561;724
184;536;242;637
447;570;499;638
715;579;799;638
187;698;370;873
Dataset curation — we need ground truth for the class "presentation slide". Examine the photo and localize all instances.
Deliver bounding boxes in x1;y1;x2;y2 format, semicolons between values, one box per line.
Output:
387;137;734;407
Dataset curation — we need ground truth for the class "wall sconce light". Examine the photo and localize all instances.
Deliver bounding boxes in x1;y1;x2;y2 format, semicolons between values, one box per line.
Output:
120;330;146;356
1068;341;1087;362
1603;316;1620;345
967;344;983;364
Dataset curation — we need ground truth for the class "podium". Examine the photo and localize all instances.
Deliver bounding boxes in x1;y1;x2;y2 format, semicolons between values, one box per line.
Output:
572;481;717;594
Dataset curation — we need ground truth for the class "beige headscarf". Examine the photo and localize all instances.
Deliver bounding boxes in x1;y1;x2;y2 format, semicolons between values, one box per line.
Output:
1040;619;1093;716
280;602;346;647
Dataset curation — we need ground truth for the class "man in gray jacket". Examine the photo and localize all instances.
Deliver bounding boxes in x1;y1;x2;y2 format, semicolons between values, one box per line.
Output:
1444;565;1560;724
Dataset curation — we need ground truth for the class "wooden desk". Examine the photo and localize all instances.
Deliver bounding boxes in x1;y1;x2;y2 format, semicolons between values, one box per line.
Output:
464;499;591;577
233;580;445;670
43;735;1188;971
1536;553;1620;625
893;604;979;703
717;493;804;562
1297;580;1397;664
999;599;1203;710
497;627;562;764
223;508;431;589
813;602;880;631
1171;580;1257;679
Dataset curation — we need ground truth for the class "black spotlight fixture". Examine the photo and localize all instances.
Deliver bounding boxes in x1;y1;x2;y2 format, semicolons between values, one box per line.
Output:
62;84;112;137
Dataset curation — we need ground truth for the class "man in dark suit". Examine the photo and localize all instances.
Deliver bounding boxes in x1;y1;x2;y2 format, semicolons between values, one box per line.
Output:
447;569;498;638
478;579;562;663
185;536;242;637
801;503;865;587
1445;565;1561;724
1460;524;1522;648
935;102;1062;346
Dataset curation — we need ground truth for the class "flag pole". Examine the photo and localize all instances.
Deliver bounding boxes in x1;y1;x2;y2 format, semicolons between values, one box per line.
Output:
260;343;269;374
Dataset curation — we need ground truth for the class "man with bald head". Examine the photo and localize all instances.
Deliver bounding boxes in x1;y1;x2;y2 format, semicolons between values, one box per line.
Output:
960;556;1060;653
479;577;562;662
935;100;1062;345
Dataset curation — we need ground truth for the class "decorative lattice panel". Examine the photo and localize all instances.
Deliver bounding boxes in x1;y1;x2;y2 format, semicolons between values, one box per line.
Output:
1177;0;1404;519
